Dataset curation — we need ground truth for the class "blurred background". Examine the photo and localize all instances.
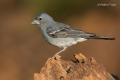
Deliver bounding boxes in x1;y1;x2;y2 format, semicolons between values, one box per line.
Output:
0;0;120;80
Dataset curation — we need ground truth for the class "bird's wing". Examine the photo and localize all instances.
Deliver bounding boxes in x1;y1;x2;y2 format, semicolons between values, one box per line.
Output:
46;23;96;38
46;22;70;35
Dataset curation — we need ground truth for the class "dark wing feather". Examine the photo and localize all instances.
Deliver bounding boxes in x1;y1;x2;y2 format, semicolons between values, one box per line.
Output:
46;23;96;38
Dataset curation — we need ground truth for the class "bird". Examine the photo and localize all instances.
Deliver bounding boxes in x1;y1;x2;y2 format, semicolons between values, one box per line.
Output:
32;13;115;55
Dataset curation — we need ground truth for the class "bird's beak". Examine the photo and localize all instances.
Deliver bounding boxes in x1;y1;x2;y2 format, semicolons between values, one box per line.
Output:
32;20;40;24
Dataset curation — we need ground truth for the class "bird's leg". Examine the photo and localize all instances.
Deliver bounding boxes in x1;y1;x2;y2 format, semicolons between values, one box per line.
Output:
51;47;67;59
54;47;67;56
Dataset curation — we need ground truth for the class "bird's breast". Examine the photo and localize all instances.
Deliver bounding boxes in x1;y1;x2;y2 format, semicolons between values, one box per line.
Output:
49;38;87;48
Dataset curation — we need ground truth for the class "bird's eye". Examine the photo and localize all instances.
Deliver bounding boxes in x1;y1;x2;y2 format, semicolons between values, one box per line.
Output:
38;18;42;20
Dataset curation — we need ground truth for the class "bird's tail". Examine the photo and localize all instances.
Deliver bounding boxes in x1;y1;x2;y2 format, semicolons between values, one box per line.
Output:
87;35;115;40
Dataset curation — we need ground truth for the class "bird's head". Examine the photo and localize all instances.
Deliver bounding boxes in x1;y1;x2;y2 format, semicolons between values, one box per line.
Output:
32;13;54;25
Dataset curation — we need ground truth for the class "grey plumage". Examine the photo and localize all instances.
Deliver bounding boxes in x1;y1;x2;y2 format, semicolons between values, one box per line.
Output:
32;13;115;55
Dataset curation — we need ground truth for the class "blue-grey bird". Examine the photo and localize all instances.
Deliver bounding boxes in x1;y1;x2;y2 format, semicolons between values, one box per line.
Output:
32;13;115;55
